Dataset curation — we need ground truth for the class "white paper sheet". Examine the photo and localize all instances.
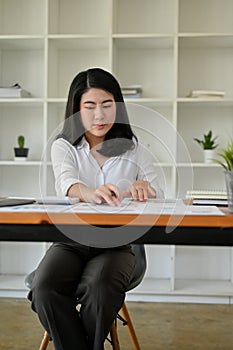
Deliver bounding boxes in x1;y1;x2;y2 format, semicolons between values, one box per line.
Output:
0;198;225;216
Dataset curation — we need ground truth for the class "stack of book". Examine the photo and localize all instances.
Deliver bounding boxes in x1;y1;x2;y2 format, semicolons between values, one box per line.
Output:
187;90;225;99
121;85;142;99
0;83;31;98
186;190;228;206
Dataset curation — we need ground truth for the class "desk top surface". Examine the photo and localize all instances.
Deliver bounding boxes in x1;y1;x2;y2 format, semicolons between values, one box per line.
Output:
0;209;233;228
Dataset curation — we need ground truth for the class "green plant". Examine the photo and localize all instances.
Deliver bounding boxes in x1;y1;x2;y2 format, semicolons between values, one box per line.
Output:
18;135;25;148
213;139;233;171
194;130;218;150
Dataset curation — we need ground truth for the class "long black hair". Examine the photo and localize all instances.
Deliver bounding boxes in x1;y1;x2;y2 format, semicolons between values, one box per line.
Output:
58;68;137;156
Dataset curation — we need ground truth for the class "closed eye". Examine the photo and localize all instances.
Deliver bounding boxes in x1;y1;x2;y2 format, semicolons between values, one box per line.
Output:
102;103;113;109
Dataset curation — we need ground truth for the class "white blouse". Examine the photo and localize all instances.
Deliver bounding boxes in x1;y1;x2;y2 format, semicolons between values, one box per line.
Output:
51;137;164;199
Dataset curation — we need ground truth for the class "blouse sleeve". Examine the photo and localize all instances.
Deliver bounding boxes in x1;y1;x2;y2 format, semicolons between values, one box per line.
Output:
51;138;86;196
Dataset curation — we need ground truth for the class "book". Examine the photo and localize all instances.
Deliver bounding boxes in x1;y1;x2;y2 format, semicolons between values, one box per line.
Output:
187;90;225;98
186;190;228;206
0;83;31;98
121;85;142;98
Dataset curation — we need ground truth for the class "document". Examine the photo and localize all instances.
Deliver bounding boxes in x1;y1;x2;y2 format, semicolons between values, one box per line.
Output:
65;198;225;216
0;198;225;216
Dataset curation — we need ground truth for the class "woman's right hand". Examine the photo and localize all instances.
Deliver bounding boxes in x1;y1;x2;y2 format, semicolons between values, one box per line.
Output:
93;184;121;206
68;183;121;206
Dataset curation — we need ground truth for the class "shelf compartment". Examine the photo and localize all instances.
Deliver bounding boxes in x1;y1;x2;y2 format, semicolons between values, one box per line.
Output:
0;38;45;98
175;246;232;281
113;37;174;99
113;0;176;35
46;102;66;163
0;165;42;197
178;36;233;98
0;104;44;161
179;0;233;34
126;102;176;163
176;167;226;195
47;37;110;98
48;0;110;35
0;0;45;35
177;103;233;163
0;242;46;274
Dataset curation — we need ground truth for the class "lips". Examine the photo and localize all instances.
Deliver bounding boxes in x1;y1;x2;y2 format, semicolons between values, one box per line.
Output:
95;124;105;130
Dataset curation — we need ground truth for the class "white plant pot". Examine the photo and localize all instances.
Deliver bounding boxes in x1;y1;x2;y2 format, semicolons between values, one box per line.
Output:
203;149;214;164
225;171;233;213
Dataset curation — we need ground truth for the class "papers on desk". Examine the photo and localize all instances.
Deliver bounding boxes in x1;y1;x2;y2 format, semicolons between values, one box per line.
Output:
0;198;224;215
65;198;224;215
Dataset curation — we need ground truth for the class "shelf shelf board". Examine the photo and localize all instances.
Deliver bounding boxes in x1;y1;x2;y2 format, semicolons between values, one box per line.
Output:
179;35;233;48
174;279;233;296
113;36;174;49
113;33;174;39
47;98;67;103
48;36;109;50
48;34;108;39
179;33;233;38
0;36;44;49
0;98;44;106
177;163;221;168
177;98;233;106
0;161;42;166
125;98;173;104
129;278;233;297
129;278;173;294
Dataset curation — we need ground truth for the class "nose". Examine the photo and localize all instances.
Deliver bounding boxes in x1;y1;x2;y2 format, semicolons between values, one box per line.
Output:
94;104;104;120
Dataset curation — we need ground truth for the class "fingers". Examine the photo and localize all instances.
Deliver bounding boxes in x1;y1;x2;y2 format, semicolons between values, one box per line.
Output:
125;181;156;202
94;184;121;206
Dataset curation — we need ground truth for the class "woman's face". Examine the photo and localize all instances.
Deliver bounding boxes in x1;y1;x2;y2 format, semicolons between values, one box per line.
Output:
80;88;116;144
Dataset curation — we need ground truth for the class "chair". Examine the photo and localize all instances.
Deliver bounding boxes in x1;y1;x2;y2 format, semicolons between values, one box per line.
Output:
25;244;146;350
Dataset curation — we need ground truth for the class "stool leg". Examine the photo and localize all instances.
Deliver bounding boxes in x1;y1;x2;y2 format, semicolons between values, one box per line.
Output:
39;331;50;350
121;302;141;350
109;320;121;350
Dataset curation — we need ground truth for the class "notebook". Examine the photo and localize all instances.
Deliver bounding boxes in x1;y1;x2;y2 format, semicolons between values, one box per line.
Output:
0;198;35;207
186;190;228;206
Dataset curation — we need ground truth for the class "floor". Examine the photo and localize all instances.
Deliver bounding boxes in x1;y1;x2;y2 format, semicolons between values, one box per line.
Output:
1;298;233;349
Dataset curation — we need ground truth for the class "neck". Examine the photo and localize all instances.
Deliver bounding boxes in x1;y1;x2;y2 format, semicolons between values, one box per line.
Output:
84;132;104;150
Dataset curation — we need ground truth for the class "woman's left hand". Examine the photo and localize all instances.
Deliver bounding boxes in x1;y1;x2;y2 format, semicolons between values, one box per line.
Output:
123;180;156;202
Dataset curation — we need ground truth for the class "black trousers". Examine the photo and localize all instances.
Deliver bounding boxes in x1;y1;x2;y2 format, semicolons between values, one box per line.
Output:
28;242;135;350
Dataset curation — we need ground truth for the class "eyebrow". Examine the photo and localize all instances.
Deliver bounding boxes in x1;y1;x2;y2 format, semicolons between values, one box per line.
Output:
83;99;114;105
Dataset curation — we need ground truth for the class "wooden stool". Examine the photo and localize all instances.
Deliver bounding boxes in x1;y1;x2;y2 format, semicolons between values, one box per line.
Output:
37;301;140;350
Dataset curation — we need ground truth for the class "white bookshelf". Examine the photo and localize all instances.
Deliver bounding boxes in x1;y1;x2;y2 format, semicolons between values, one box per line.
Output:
0;0;233;302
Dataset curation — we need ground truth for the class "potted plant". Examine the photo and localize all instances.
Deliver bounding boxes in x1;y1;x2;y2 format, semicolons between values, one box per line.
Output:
194;130;218;163
213;139;233;213
14;135;29;161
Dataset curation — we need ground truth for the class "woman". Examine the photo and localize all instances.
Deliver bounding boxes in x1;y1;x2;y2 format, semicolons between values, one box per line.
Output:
28;68;163;350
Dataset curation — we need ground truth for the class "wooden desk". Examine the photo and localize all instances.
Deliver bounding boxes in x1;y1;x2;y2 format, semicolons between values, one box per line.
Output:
0;209;233;246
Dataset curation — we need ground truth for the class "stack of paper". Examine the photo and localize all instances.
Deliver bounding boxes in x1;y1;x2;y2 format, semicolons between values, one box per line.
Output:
188;90;225;98
121;85;142;98
0;83;31;98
